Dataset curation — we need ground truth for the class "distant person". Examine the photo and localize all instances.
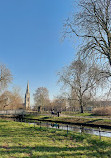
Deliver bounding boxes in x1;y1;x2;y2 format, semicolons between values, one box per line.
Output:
51;109;54;115
57;111;60;117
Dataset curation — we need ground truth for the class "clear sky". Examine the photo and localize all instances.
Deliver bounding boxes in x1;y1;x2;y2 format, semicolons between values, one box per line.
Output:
0;0;78;105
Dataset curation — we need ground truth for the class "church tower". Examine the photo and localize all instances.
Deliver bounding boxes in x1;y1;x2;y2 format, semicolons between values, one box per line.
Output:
25;82;30;110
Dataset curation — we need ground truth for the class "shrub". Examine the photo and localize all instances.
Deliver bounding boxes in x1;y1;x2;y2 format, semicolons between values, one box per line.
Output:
93;106;111;116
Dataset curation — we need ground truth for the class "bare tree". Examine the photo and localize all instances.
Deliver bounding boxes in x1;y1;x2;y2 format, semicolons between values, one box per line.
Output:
64;0;111;69
33;87;50;111
58;58;105;113
0;64;12;90
0;88;23;110
11;86;24;109
0;91;11;110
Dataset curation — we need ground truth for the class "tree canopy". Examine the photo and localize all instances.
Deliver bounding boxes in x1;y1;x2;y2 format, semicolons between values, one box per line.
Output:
0;64;12;91
64;0;111;68
33;87;49;111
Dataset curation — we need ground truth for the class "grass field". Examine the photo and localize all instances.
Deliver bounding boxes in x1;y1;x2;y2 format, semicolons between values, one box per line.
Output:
0;119;111;158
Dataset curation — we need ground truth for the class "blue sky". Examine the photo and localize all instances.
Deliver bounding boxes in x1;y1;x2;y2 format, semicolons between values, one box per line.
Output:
0;0;78;105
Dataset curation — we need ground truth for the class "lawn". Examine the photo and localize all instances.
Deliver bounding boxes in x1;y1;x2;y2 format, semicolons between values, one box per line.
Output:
0;119;111;158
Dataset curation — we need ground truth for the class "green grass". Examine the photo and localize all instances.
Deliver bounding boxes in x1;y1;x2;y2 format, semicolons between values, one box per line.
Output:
62;112;93;117
74;113;94;117
0;119;111;157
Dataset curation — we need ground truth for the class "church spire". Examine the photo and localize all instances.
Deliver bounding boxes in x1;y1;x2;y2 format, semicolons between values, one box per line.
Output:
25;81;30;110
26;81;29;93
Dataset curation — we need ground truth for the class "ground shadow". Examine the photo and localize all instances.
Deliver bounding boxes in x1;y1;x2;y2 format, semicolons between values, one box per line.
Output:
0;138;111;158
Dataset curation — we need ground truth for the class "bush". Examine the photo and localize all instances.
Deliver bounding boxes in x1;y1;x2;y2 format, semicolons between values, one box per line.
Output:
93;106;111;116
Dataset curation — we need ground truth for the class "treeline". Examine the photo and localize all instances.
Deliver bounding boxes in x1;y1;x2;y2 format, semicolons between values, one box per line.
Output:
32;86;111;114
33;87;66;112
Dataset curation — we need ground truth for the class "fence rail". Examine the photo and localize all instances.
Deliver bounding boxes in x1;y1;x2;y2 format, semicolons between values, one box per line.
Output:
0;110;26;115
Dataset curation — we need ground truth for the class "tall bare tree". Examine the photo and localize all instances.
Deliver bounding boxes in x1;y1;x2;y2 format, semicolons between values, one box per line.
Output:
58;58;105;113
64;0;111;69
33;87;49;111
0;64;12;90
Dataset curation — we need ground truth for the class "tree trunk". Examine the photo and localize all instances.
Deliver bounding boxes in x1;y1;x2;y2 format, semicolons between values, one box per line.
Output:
80;105;83;113
80;99;84;113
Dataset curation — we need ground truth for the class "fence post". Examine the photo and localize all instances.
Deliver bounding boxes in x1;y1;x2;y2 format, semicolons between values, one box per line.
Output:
99;127;101;140
67;125;68;134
